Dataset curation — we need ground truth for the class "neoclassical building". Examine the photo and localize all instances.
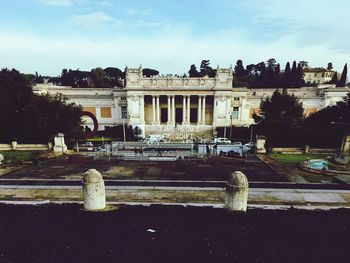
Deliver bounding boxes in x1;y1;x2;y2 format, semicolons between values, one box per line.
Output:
33;66;349;139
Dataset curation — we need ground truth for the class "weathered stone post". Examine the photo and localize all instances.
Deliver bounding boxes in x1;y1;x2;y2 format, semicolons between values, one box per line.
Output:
225;171;249;212
82;169;106;210
256;136;267;154
11;141;17;150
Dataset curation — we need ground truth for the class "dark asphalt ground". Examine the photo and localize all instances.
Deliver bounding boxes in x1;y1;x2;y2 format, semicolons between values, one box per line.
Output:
0;204;349;263
2;154;287;182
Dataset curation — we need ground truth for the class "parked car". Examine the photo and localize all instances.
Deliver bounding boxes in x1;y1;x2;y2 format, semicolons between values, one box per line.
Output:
213;137;232;144
80;142;93;147
144;134;164;144
232;142;242;147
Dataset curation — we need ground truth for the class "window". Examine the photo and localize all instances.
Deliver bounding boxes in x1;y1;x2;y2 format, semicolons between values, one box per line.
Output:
100;107;112;118
121;106;128;119
233;97;240;101
232;107;239;119
120;97;126;101
83;107;96;116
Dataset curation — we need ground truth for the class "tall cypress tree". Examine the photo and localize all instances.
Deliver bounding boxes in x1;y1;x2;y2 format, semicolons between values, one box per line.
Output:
296;63;304;87
337;63;348;87
291;61;297;87
283;62;291;88
330;72;338;84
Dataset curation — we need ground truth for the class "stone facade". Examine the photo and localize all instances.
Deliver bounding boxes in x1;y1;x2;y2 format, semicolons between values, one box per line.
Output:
33;66;349;139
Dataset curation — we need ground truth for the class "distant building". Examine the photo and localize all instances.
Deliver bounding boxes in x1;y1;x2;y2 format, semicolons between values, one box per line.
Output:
303;67;335;85
33;66;349;140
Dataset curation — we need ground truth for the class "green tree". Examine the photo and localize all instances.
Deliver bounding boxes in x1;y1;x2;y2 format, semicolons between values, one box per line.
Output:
303;93;350;147
142;68;159;77
327;62;333;70
188;64;199;77
0;68;83;143
234;59;247;77
337;63;348;87
330;72;338;84
254;89;304;147
90;67;108;87
199;60;216;77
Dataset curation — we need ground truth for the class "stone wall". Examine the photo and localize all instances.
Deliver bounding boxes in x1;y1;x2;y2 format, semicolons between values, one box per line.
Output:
0;143;51;151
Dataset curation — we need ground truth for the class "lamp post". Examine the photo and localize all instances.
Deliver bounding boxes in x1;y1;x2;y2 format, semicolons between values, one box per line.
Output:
122;117;126;142
230;113;233;140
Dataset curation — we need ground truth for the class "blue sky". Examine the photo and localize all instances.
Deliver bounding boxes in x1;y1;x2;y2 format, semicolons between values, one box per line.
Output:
0;0;349;76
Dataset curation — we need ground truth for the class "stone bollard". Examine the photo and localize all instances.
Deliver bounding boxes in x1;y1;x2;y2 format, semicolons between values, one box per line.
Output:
225;171;249;212
82;169;106;210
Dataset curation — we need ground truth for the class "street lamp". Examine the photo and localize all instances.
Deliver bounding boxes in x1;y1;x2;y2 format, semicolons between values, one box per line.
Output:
122;117;126;142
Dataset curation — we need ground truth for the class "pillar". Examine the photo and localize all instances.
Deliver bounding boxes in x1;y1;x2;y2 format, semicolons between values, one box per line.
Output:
140;95;145;123
202;96;206;125
182;96;186;124
156;96;160;123
187;96;191;123
172;95;175;124
197;96;202;125
225;171;248;212
152;96;156;123
167;96;171;124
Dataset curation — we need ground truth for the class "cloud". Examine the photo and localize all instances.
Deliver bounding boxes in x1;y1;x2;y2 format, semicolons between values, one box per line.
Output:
99;1;113;7
236;0;350;52
66;12;121;27
0;30;348;76
125;8;153;16
37;0;74;6
132;20;161;28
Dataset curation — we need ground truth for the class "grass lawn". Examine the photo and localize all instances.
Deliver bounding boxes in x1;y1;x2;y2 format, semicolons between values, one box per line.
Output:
84;137;114;142
0;151;45;164
268;153;327;167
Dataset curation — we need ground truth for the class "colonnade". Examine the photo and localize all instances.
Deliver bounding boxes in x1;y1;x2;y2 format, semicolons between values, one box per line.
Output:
151;95;206;125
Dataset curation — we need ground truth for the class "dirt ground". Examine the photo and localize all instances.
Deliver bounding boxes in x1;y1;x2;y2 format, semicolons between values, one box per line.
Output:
1;154;286;182
0;204;349;263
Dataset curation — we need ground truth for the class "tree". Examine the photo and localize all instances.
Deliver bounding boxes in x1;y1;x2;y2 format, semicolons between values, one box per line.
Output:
327;62;333;70
282;62;291;88
330;72;338;84
254;89;304;147
303;93;350;147
199;60;216;77
0;68;83;143
104;67;123;79
337;63;348;87
188;64;199;77
234;59;247;78
90;67;108;87
299;61;308;68
142;68;159;77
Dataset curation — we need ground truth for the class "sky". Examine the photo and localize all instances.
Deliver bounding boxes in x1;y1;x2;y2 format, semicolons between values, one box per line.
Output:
0;0;349;76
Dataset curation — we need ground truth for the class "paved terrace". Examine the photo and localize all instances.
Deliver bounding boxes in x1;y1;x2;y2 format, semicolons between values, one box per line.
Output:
1;155;350;209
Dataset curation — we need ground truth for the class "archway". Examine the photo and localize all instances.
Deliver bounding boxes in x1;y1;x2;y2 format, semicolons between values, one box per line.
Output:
81;111;98;138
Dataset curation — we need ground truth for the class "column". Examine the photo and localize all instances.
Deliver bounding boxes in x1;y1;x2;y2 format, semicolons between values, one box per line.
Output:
140;95;145;123
152;96;156;123
197;96;202;125
167;96;171;124
187;96;191;124
213;96;217;128
182;96;186;124
202;96;206;125
172;96;175;124
225;96;230;126
156;96;160;123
